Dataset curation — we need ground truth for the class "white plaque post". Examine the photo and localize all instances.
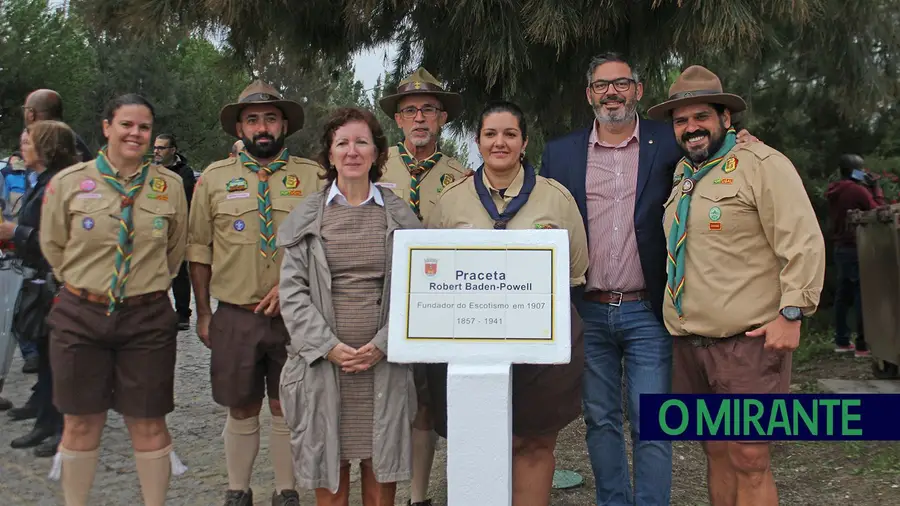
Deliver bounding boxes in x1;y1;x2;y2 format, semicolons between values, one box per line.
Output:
388;229;572;506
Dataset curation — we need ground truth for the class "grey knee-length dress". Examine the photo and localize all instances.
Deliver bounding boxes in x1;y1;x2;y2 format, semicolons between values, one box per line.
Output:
321;202;387;460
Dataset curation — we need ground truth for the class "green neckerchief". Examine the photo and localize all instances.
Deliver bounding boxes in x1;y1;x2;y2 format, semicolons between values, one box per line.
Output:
239;148;290;259
397;141;442;219
666;128;737;316
95;147;152;314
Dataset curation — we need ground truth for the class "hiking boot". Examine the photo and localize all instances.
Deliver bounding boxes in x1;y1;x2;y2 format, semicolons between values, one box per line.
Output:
272;489;300;506
409;500;433;506
177;316;190;331
224;489;253;506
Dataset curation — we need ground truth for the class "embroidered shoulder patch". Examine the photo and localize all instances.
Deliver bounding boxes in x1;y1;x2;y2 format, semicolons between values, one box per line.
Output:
723;156;738;173
150;177;167;193
226;177;248;192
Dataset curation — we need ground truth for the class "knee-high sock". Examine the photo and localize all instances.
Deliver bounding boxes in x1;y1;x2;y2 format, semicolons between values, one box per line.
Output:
135;445;172;506
269;415;295;493
224;414;260;491
60;446;99;506
410;428;438;502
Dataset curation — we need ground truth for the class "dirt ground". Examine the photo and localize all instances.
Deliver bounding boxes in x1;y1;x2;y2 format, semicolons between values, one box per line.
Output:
540;327;900;506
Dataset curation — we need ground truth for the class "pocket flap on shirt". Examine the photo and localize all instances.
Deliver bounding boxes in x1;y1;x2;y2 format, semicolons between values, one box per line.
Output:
69;196;111;214
272;198;299;213
698;184;741;202
138;199;175;216
215;198;257;217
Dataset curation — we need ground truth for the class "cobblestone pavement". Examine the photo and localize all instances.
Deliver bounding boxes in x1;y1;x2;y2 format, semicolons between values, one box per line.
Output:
0;297;450;506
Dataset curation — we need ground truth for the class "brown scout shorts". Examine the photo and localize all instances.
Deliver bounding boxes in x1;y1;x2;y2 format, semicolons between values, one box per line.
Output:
672;334;792;395
209;302;290;408
49;287;179;418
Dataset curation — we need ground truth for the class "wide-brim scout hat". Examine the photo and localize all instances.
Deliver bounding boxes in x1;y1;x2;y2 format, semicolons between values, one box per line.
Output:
378;67;463;121
220;80;305;138
647;65;747;121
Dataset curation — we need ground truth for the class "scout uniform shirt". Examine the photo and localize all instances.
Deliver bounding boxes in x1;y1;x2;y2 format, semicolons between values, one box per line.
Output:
40;160;188;296
187;154;324;305
425;166;589;286
662;142;826;338
377;145;468;222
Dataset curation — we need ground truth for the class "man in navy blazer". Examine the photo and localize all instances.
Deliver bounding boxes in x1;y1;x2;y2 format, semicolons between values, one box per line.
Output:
540;53;755;506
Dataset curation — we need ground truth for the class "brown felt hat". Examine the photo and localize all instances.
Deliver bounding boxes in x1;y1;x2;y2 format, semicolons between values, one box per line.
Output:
647;65;747;121
220;80;305;138
378;67;463;121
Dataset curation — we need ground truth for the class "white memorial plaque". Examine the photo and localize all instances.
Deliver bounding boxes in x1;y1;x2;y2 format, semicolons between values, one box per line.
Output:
388;229;572;506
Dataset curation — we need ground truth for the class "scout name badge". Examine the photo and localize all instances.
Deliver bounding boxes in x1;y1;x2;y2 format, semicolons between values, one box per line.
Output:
281;174;302;196
226;177;249;192
148;176;169;201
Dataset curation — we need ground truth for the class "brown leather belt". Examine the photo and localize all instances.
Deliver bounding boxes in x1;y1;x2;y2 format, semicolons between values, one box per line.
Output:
583;290;649;306
64;283;166;307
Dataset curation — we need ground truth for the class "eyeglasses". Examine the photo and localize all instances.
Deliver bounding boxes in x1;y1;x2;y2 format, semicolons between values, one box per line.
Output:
589;78;636;94
152;146;172;151
398;105;442;119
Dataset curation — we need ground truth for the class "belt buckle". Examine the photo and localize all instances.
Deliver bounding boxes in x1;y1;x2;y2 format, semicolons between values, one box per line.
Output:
609;290;623;307
689;336;716;348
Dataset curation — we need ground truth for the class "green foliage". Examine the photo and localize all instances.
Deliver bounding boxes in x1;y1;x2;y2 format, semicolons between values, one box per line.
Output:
1;0;369;171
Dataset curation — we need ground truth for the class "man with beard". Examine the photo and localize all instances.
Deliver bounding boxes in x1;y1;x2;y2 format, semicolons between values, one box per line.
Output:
376;67;469;506
188;81;322;506
648;65;825;506
538;54;758;505
153;133;195;330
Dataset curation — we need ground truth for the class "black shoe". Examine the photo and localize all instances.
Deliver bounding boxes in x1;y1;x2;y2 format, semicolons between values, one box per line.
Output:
33;435;60;457
11;426;55;449
224;489;253;506
0;397;11;411
22;355;39;374
8;404;37;421
410;501;434;506
272;490;300;506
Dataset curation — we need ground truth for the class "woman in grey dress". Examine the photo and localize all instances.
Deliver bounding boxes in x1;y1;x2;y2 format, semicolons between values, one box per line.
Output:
277;107;421;506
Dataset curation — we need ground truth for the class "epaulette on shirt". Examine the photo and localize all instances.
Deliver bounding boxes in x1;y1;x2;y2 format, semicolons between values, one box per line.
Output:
443;156;469;173
53;161;90;182
733;142;783;162
203;156;240;174
543;177;577;202
288;155;326;173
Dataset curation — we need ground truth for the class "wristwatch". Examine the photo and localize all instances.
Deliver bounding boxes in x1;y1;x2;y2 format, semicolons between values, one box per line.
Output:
780;306;803;322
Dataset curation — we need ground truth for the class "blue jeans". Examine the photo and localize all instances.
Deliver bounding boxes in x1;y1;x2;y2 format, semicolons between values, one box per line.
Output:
575;298;673;506
18;336;37;361
833;246;866;350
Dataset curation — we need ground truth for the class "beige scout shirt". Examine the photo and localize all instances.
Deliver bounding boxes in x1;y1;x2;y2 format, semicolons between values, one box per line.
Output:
377;145;469;222
425;166;589;287
187;155;324;305
662;143;826;338
40;160;188;297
